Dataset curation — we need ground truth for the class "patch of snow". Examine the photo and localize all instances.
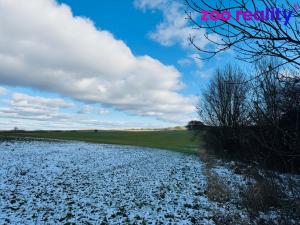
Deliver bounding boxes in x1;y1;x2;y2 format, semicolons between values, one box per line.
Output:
211;166;254;194
0;140;298;224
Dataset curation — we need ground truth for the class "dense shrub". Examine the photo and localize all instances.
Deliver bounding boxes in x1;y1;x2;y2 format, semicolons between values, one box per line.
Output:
198;61;300;173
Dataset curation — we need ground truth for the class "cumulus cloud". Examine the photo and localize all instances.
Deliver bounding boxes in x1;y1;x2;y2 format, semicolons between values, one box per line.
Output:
0;92;163;130
0;0;196;123
0;93;72;118
0;94;68;127
134;0;214;49
134;0;219;81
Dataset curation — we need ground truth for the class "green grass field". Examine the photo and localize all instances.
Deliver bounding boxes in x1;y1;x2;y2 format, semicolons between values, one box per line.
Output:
0;130;200;154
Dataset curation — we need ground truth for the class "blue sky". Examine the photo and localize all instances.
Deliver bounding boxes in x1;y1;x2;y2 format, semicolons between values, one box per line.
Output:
0;0;228;130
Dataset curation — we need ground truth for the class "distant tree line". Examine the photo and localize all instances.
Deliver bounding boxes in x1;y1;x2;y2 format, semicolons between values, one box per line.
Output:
186;121;205;130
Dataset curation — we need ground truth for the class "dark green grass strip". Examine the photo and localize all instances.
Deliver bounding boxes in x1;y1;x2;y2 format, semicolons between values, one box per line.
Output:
0;130;200;154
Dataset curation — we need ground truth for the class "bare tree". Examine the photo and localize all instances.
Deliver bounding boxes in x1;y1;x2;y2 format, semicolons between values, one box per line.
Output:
198;65;249;154
185;0;300;69
249;58;300;171
250;59;282;127
199;65;249;127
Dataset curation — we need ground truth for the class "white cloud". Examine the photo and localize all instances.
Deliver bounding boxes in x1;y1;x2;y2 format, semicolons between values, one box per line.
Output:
97;108;109;115
134;0;218;81
0;92;172;130
77;105;94;114
0;0;196;123
11;93;73;109
77;105;109;115
134;0;214;49
0;86;6;95
0;93;73;122
0;93;71;121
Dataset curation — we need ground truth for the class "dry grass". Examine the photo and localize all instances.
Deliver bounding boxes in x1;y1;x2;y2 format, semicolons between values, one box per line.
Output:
242;180;281;213
199;148;232;203
239;168;286;215
199;148;300;224
204;171;231;203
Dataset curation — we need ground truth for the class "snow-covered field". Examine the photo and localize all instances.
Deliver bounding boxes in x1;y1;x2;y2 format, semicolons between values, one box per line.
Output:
0;140;299;225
